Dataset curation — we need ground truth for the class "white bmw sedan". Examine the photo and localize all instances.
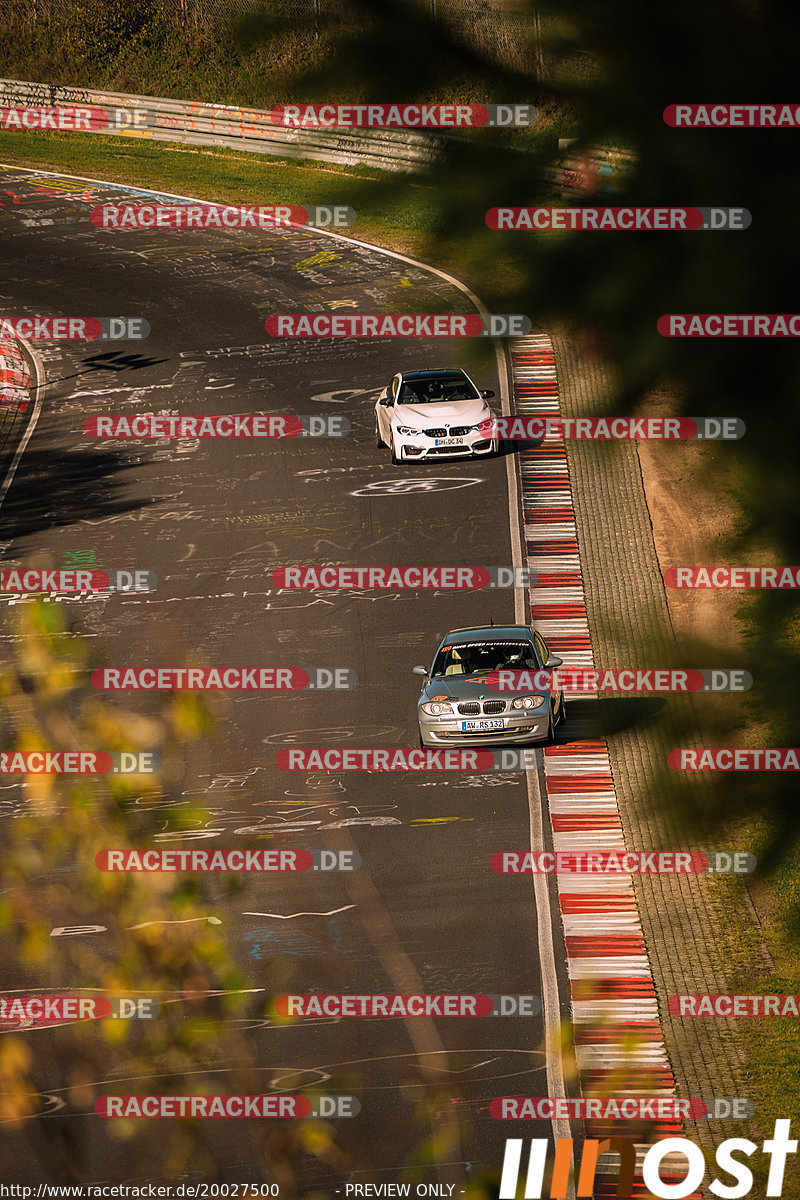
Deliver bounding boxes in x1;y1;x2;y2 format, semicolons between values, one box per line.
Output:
375;368;498;462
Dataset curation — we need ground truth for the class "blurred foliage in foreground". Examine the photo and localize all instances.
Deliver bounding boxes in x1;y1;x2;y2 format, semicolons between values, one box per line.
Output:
0;600;337;1183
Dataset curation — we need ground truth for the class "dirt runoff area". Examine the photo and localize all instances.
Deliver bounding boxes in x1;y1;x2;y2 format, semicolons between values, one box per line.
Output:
635;389;743;654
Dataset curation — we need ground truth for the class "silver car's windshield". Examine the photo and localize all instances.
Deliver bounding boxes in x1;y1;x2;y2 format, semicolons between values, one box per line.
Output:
431;641;537;678
398;373;479;405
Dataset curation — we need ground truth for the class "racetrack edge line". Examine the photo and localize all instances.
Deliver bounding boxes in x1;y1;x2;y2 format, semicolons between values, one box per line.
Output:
0;336;45;519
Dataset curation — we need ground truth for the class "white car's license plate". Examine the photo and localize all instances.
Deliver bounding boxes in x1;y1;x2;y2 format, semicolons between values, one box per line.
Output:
435;437;464;446
460;718;504;731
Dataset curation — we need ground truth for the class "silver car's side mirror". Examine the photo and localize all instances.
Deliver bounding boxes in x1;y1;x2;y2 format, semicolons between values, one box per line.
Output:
412;665;428;677
545;654;563;668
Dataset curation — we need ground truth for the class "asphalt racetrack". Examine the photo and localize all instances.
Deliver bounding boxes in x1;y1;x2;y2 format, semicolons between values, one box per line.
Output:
0;167;574;1188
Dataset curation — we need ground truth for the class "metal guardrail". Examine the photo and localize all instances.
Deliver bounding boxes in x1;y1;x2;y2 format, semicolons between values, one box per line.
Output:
0;78;444;173
0;78;634;189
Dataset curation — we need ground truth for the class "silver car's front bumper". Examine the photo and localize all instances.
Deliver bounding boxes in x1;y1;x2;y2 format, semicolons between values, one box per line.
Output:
418;706;551;747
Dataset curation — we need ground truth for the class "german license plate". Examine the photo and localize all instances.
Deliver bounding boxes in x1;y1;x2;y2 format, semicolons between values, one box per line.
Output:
460;718;504;731
435;437;464;446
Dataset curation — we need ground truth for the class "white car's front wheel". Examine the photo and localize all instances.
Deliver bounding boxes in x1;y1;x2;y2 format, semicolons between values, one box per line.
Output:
376;420;386;448
390;434;401;464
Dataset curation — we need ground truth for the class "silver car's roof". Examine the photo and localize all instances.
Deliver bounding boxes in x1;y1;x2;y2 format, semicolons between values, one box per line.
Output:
440;625;534;645
402;368;468;380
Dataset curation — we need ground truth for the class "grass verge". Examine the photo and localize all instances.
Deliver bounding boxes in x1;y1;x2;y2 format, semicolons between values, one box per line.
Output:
0;129;470;264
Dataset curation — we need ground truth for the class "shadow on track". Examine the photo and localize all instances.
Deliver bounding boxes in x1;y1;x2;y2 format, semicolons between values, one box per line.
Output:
0;447;156;541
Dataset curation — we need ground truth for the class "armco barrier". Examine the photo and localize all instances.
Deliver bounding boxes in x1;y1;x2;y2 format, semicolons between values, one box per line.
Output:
0;78;633;187
0;79;444;172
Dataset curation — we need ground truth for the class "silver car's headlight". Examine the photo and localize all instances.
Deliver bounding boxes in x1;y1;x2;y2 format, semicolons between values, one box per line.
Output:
420;701;454;715
395;425;418;436
512;695;545;709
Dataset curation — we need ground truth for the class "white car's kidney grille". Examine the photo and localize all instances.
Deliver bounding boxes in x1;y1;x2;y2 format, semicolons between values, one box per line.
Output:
426;426;471;438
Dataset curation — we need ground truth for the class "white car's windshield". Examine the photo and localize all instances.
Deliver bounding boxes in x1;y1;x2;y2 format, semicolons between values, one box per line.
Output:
398;373;480;405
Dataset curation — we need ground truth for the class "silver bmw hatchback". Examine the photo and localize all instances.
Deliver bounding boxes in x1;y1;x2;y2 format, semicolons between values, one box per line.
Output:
413;624;566;747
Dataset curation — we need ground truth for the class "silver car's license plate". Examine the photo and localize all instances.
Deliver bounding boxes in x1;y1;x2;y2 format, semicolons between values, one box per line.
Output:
460;718;504;731
435;437;464;446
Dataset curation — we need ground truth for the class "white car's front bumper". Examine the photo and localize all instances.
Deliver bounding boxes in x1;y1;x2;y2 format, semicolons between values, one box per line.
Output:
393;430;494;460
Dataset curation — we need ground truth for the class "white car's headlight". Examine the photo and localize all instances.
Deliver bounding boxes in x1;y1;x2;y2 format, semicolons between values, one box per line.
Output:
512;695;545;709
395;425;418;436
421;701;454;715
473;417;496;433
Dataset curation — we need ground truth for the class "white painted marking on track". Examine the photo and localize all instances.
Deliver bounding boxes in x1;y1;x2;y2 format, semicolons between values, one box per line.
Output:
242;906;356;919
125;916;222;930
0;338;43;516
